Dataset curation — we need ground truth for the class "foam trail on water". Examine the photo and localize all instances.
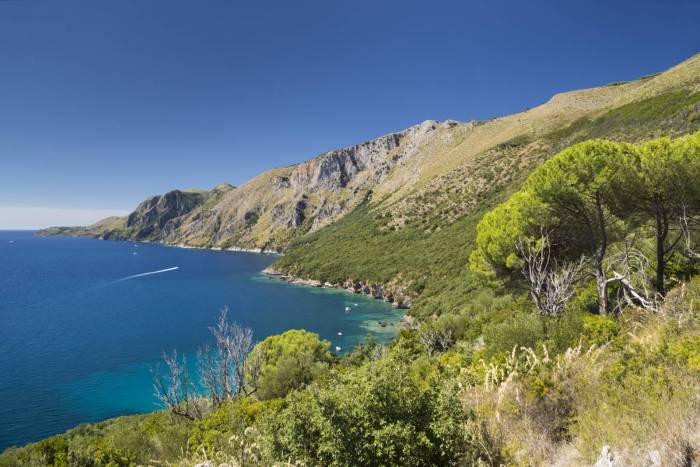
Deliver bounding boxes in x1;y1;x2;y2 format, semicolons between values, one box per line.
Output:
115;267;179;282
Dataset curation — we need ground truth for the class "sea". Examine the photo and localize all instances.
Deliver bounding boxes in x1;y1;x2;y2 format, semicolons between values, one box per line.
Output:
0;230;402;450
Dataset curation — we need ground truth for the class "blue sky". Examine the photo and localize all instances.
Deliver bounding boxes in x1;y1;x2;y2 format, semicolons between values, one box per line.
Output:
0;0;699;228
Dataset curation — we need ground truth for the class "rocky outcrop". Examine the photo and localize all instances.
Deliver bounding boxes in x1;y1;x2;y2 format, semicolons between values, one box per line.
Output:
262;267;414;309
126;190;207;238
41;120;466;250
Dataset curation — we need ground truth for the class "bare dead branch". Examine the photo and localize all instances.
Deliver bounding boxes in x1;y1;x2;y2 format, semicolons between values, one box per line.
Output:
516;234;585;316
198;307;259;405
680;205;700;260
606;241;661;313
418;326;454;358
153;350;205;420
155;308;259;418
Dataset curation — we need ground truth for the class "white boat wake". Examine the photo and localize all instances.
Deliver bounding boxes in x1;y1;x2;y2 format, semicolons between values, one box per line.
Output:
115;266;179;282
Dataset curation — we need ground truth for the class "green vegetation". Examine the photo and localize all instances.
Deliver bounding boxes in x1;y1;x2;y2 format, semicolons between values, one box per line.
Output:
248;329;334;400
275;91;700;323
548;90;700;143
12;63;700;465
471;131;700;314
4;273;699;465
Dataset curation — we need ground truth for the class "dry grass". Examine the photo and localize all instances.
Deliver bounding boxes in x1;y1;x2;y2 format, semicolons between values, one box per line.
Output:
460;295;700;466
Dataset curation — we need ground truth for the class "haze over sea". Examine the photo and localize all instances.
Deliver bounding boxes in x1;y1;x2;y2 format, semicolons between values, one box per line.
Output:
0;231;401;450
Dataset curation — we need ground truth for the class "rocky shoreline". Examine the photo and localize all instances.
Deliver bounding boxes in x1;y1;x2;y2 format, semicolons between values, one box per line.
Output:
262;266;414;310
165;243;282;255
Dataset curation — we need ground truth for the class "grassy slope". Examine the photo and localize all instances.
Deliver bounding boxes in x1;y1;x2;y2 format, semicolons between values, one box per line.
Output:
275;90;700;319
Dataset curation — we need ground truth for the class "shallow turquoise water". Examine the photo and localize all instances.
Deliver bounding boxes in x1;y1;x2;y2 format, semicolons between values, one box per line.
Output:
0;231;401;450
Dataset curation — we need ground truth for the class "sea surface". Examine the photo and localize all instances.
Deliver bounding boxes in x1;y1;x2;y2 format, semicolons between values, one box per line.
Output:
0;231;402;450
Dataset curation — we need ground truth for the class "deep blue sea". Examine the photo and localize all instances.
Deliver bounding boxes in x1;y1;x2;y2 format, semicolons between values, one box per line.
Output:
0;231;402;451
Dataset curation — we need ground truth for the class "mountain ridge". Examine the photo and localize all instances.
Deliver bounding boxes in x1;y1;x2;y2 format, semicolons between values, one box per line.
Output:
40;53;700;313
41;53;700;249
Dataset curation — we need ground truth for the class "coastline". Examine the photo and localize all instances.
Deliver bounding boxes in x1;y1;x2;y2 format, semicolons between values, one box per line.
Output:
261;266;415;312
164;241;416;327
41;232;413;324
2;232;409;451
163;242;282;255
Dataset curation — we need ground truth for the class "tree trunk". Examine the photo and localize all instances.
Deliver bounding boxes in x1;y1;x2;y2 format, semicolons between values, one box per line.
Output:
595;191;609;314
656;220;666;295
595;262;608;315
655;200;668;295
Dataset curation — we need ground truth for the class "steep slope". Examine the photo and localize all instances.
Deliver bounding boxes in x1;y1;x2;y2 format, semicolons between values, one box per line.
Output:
162;119;474;249
42;53;700;311
275;53;700;315
39;184;234;240
41;120;476;249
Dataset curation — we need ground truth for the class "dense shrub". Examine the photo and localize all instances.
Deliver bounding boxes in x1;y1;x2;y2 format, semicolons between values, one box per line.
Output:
483;312;545;356
187;397;278;454
264;355;488;466
248;329;334;400
580;314;620;346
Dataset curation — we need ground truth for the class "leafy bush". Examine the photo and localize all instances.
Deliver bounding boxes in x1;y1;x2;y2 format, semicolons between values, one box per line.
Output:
264;355;489;466
187;398;274;454
543;311;585;353
248;329;334;400
483;312;545;356
667;336;700;372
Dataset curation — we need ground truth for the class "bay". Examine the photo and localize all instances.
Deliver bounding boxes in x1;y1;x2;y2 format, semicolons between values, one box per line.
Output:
0;231;401;450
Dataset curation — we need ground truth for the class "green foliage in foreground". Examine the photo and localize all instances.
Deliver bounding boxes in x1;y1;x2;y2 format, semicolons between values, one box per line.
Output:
6;95;700;465
248;329;334;400
3;276;699;466
265;354;491;466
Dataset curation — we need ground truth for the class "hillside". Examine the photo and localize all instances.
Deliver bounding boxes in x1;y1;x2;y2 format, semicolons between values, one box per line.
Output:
41;53;700;314
267;53;700;317
16;53;700;467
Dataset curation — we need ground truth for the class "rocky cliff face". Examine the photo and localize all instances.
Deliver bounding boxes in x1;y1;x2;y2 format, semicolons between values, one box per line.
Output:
47;119;468;250
125;190;207;239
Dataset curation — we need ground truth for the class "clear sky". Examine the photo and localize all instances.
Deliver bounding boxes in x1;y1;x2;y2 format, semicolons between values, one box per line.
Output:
1;0;699;228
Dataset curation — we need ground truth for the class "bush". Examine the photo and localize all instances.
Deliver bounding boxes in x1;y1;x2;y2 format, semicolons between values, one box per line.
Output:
264;356;490;466
581;314;620;346
248;329;334;400
187;398;270;453
543;311;585;353
483;312;545;356
668;336;700;372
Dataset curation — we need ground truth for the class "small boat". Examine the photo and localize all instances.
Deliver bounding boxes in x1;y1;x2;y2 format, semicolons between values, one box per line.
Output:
337;332;342;336
8;240;14;243
353;303;358;307
335;346;342;352
132;252;138;255
345;306;351;311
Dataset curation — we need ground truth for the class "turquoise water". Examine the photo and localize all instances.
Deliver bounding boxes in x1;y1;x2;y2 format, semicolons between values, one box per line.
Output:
0;231;402;450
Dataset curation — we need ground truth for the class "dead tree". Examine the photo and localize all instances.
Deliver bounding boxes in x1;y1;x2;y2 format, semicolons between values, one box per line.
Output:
155;308;262;418
680;206;700;261
197;308;261;407
517;236;585;316
605;240;661;313
418;326;454;358
153;350;205;420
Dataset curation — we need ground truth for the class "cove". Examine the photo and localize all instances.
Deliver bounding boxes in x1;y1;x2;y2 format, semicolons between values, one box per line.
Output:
0;231;402;450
